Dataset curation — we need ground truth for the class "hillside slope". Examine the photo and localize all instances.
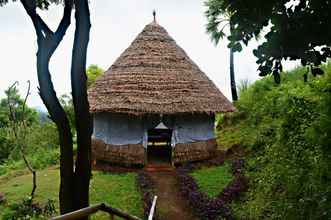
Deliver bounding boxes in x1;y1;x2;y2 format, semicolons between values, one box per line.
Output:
217;63;331;219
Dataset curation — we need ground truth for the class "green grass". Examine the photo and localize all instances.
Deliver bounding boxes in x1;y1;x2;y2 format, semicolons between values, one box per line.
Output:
191;163;234;198
0;148;60;176
216;120;253;150
0;168;143;219
89;171;143;219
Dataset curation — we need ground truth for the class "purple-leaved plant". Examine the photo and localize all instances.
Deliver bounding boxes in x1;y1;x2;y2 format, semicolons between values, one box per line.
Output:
177;159;248;220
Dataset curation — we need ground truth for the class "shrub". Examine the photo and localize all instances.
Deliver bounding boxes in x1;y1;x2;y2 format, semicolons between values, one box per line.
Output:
220;64;331;219
0;148;60;175
1;197;56;220
0;127;14;163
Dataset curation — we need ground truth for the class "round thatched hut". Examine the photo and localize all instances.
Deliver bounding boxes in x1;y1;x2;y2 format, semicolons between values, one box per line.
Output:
88;20;235;166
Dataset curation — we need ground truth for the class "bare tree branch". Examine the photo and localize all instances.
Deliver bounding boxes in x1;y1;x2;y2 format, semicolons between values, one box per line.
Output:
7;81;19;123
7;81;37;199
21;0;53;39
54;0;73;41
21;0;73;55
21;80;31;126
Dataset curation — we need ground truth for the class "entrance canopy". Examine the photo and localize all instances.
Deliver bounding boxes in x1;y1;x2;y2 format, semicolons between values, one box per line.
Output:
154;122;168;129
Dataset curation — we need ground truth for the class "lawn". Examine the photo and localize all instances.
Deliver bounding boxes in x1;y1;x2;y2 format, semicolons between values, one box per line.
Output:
0;167;143;219
191;163;234;198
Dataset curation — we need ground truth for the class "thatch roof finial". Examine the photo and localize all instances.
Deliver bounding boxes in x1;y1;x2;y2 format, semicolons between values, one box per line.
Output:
153;10;156;22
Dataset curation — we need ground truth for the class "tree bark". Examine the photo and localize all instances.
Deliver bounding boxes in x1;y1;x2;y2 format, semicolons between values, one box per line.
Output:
21;153;37;198
37;44;76;213
229;21;238;102
21;0;75;214
230;48;238;101
71;0;92;213
21;0;93;216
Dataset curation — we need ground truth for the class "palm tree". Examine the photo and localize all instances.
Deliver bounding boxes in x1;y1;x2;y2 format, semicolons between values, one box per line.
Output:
228;20;238;101
205;0;238;101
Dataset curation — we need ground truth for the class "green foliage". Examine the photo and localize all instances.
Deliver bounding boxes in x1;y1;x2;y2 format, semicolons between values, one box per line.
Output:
0;120;59;175
0;83;60;171
0;86;40;163
237;79;250;96
205;0;230;45
57;64;104;133
0;169;143;219
2;197;56;220
87;64;104;88
25;123;59;152
218;63;331;219
205;0;331;79
0;127;14;163
59;94;75;134
0;148;60;175
0;87;38;128
191;163;233;198
205;0;239;101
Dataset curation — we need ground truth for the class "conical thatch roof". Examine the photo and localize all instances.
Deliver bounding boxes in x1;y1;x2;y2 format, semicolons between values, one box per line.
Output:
88;21;235;115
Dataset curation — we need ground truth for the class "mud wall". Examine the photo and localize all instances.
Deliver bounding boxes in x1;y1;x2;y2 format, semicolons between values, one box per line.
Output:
172;139;217;164
92;139;145;166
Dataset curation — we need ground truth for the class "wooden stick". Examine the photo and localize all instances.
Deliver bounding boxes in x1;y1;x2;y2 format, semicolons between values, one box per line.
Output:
148;195;158;220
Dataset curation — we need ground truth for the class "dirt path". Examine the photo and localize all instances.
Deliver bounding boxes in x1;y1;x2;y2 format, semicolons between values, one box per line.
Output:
146;167;198;220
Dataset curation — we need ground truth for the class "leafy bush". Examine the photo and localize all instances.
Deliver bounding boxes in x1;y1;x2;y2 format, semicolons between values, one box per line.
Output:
219;63;331;219
1;197;56;220
0;85;60;171
0;148;60;175
0;127;14;163
0;120;60;175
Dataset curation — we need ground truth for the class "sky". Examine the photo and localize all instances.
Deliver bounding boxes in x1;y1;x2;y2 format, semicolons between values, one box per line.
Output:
0;0;297;110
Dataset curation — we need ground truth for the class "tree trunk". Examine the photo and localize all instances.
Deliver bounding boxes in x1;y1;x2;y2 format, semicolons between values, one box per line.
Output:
230;47;238;101
21;0;93;216
37;42;75;215
71;0;92;213
21;0;75;214
229;21;238;102
21;152;37;198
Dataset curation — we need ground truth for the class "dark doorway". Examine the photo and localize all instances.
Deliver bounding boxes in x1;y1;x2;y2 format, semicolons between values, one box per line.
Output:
147;129;172;165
